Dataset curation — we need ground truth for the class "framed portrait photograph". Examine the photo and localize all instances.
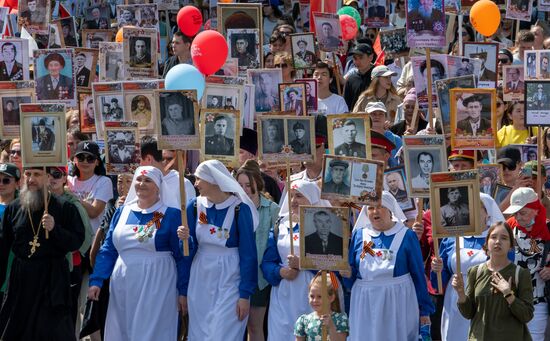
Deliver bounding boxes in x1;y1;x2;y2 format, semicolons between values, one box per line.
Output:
505;0;533;21
463;42;498;88
19;104;66;167
33;48;76;106
104;122;140;175
227;28;261;74
257;115;316;163
0;7;8;35
79;91;96;134
116;5;138;27
450;88;497;150
478;163;503;197
502;65;525;102
313;12;341;52
365;0;389;27
383;166;415;212
0;38;30;81
123;80;161;135
83;5;110;30
525;80;550;126
507;143;537;162
435;75;476;135
53;17;78;47
202;83;244;121
379;28;409;59
299;206;350;271
538;50;550;80
200;109;240;167
99;42;124;82
47;23;62;48
430;170;481;238
279;83;306;115
18;0;50;34
403;135;446;198
123;27;158;80
92;82;124;139
118;4;159;29
290;33;317;69
327;113;371;159
446;55;482;80
406;0;446;48
82;29;115;49
218;3;263;50
321;155;384;205
296;78;318;113
0;81;35;138
74;48;98;89
494;183;512;205
247;68;282;113
524;50;537;80
411;54;448;112
155;90;200;150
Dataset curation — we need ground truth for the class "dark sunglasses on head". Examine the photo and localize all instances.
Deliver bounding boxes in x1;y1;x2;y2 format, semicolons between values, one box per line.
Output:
0;178;13;185
76;154;96;163
9;150;21;156
49;170;65;179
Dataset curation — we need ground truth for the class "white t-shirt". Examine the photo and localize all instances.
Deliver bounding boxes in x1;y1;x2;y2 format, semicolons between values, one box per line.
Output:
317;94;349;115
162;170;196;208
67;174;114;232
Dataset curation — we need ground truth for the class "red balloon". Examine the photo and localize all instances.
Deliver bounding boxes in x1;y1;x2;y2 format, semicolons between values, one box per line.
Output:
177;6;203;37
191;30;228;76
339;14;358;41
4;0;17;10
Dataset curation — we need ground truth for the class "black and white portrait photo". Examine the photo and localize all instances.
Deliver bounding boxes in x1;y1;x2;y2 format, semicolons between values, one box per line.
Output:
204;113;235;156
0;40;29;81
463;42;498;87
280;83;306;115
160;92;196;136
2;96;31;126
410;151;436;189
84;6;110;29
313;13;340;52
129;36;152;67
34;49;76;105
439;187;470;227
249;69;282;112
100;42;124;81
403;135;446;197
304;209;344;256
323;158;351;196
261;119;285;154
384;167;415;211
291;33;317;69
129;94;153;128
296;79;318;112
333;119;367;158
107;130;136;164
83;30;113;49
32;116;56;152
287;119;311;155
47;24;62;48
19;0;49;33
59;17;78;47
480;169;497;195
123;27;158;79
117;6;138;27
100;95;124;122
227;29;260;72
207;95;223;109
202;84;243;115
74;50;95;87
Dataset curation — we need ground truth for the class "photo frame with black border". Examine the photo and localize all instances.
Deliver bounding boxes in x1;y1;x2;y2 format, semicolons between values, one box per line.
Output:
494;183;512;205
19;103;66;167
299;205;350;271
290;33;317;70
79;90;96;134
200;109;241;168
525;80;550;126
0;81;35;138
257;114;316;163
383;166;415;212
278;82;306;116
155;89;200;150
320;154;384;205
218;3;263;53
326;113;371;159
449;88;497;150
104;121;140;175
403;135;446;198
429;170;481;238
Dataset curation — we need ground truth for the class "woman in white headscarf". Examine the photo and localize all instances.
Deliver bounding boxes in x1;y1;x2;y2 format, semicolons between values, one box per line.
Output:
346;191;434;341
431;193;506;341
88;166;186;340
177;160;258;340
261;179;332;341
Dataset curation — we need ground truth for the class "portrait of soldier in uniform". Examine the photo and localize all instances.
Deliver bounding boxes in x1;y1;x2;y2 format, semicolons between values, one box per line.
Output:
323;159;351;195
334;119;366;158
35;52;74;101
205;115;234;156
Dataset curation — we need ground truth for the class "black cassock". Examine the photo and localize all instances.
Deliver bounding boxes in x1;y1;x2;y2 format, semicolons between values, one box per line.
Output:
0;195;85;341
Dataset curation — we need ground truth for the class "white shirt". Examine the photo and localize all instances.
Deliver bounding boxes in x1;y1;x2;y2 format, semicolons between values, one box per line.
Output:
67;174;114;232
317;93;349;115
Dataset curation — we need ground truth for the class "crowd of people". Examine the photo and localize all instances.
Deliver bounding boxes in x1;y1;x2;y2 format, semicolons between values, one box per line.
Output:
0;0;549;340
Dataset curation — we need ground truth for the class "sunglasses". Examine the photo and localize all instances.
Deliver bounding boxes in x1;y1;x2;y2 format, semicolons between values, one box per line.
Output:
9;150;21;156
49;170;65;179
503;164;517;171
0;178;13;185
76;154;96;163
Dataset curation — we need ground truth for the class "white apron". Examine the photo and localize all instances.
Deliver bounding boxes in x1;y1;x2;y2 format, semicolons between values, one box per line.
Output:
188;196;247;341
349;225;419;341
267;222;314;341
106;203;178;341
441;237;487;341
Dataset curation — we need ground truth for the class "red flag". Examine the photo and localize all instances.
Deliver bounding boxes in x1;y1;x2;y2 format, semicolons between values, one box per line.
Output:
59;3;71;18
309;0;338;34
373;34;385;66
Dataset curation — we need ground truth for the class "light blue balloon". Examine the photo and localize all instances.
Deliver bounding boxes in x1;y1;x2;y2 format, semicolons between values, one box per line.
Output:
165;64;205;100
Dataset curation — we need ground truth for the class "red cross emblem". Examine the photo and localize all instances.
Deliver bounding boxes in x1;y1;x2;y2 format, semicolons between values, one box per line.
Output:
140;169;148;176
209;228;216;234
293;234;299;241
467;250;474;257
376;251;383;257
291;183;299;190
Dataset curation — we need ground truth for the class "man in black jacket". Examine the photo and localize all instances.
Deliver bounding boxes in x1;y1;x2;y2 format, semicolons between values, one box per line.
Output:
305;210;343;255
343;43;374;110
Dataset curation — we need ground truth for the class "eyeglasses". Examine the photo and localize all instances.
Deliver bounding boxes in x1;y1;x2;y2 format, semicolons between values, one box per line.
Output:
49;170;65;179
76;154;96;163
0;178;13;185
9;150;21;156
274;64;288;68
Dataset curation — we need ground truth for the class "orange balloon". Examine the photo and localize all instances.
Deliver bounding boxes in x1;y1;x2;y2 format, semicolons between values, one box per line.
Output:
218;0;233;3
115;28;123;43
469;0;501;37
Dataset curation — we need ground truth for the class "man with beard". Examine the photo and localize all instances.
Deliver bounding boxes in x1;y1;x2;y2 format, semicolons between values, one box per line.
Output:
0;167;85;340
334;119;366;157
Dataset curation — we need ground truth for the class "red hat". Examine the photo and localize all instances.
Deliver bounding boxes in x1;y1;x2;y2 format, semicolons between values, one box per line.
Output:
448;149;475;161
370;131;395;154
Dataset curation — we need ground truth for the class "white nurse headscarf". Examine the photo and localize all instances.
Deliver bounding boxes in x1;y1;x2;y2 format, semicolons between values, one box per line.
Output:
477;193;505;237
195;160;259;231
353;191;407;231
125;166;164;206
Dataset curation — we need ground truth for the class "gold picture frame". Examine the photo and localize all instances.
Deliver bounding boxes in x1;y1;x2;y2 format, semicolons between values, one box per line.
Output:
200;109;241;168
326;113;371;159
155;90;200;151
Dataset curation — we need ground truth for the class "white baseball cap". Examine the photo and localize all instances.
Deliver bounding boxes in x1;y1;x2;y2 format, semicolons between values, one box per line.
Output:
365;101;387;114
502;187;538;215
371;65;398;78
